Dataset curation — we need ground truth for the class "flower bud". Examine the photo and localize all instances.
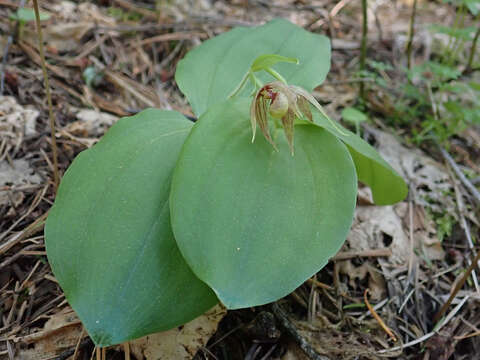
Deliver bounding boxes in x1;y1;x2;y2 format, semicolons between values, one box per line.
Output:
269;91;288;119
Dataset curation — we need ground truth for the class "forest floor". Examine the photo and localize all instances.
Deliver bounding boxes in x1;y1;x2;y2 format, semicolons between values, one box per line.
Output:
1;0;480;359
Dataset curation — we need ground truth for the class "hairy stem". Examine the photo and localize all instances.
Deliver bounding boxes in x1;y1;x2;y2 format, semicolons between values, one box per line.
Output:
33;0;59;188
406;0;418;69
360;0;368;101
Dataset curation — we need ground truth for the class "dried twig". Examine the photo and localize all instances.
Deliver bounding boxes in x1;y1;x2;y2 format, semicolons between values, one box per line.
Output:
332;248;391;261
1;0;27;95
406;0;418;69
364;289;397;342
466;25;480;72
433;250;480;324
378;296;470;353
55;337;92;360
0;36;12;95
447;162;480;292
113;0;157;19
0;192;48;247
272;303;330;360
135;32;207;47
440;147;480;206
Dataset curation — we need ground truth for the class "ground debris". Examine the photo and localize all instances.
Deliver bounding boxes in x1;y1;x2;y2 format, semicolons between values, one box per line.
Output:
14;308;85;360
127;305;226;360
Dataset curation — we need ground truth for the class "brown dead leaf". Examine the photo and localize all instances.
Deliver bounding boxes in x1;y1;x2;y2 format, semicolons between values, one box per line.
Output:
335;260;386;300
368;125;455;216
345;126;448;267
0;96;38;139
43;22;94;53
15;307;85;360
128;305;226;360
0;159;42;207
72;109;118;136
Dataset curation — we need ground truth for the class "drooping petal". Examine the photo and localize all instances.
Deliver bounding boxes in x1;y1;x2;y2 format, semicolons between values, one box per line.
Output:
282;108;295;155
258;97;277;150
250;90;259;142
290;85;348;136
296;96;312;122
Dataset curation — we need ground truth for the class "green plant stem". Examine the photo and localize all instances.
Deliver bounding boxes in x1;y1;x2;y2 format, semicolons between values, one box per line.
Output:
360;0;368;101
406;0;418;69
447;5;467;67
443;5;462;64
33;0;59;188
249;72;263;92
228;71;250;98
467;25;480;71
264;67;288;84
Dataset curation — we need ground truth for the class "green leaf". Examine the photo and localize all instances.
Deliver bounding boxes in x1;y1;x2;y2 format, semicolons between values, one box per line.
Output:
176;19;331;117
341;107;368;124
442;0;480;15
10;8;51;22
312;109;408;205
465;0;480;15
45;109;217;346
412;61;462;83
170;98;357;309
429;24;476;40
250;54;299;72
469;82;480;91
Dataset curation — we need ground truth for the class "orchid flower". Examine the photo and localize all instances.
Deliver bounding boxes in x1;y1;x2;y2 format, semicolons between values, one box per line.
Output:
250;81;347;154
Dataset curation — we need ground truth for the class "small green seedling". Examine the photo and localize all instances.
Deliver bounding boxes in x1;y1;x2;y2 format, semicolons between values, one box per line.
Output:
82;66;104;88
10;7;50;40
9;7;51;22
45;19;407;347
341;107;368;135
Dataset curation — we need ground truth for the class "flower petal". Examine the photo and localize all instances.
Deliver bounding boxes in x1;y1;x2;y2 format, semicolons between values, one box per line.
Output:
282;108;295;155
291;85;348;136
250;90;260;142
297;96;312;122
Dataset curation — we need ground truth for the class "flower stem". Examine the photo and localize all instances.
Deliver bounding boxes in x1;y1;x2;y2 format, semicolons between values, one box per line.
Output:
264;67;288;84
33;0;59;188
360;0;368;101
228;70;250;98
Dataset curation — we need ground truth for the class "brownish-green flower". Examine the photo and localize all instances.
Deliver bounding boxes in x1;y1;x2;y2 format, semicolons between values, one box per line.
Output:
250;81;323;154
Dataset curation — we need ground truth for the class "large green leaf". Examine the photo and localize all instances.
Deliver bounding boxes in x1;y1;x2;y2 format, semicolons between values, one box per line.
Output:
311;109;408;205
170;98;357;309
175;19;331;117
45;109;217;346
